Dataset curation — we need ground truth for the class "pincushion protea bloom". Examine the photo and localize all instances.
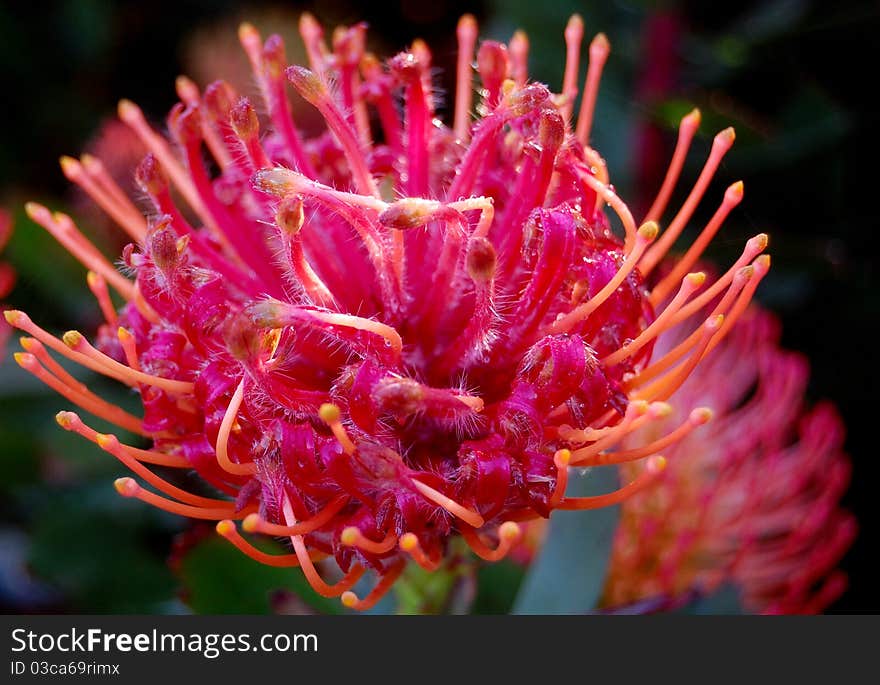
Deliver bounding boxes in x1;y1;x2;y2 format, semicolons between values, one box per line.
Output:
603;299;855;614
7;13;769;610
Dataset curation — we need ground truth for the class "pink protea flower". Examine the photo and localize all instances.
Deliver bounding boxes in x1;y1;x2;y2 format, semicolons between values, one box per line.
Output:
602;296;855;614
7;14;768;610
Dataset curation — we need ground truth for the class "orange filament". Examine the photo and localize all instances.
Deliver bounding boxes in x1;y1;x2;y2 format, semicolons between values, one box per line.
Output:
114;477;246;520
216;521;325;567
242;495;349;536
461;521;521;562
575;33;610;145
454;14;478;140
6;310;140;383
629;265;754;390
581;401;674;442
399;532;441;571
577;169;639;252
560;15;584;123
318;403;356;455
668;234;768;326
586;408;713;466
643;108;702;223
509;30;529;86
569;400;650;465
308;312;403;361
216;379;257;476
81;154;150;235
55;410;187;468
704;255;770;357
549;221;658;334
635;315;724;402
116;327;140;371
602;272;705;367
86;272;117;326
14;352;145;436
558;456;667;510
454;393;485;413
340;527;398;554
94;429;234;508
25;203;135;300
411;478;485;528
341;559;407;611
63;330;194;395
550;449;572;506
19;337;87;393
60;156;146;241
640;127;737;276
117;99;215;232
282;495;365;597
651;180;744;303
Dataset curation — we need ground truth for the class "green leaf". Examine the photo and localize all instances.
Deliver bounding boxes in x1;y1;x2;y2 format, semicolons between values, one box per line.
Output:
512;466;620;614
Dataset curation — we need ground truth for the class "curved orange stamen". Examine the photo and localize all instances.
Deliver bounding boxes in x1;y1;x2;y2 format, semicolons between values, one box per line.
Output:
341;558;407;611
461;521;521;562
243;495;349;536
558;456;666;510
411;478;485;528
216;379;257;476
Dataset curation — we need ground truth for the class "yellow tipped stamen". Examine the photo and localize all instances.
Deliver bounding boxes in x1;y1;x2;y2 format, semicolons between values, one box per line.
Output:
509;30;529;86
454;14;478;140
20;337;87;393
237;22;264;74
560;15;584;123
60;155;146;241
318;402;356;454
704;255;771;357
399;532;441;570
569;400;650;464
117;327;140;371
63;330;194;394
242;495;349;536
558;456;666;510
602;272;706;367
585;407;713;466
282;495;365;597
635;315;724;402
117;99;216;233
549;221;658;334
340;558;407;611
550;449;572;506
94;430;233;508
216;521;325;567
669;234;768;327
628;264;754;390
651;180;745;304
25;203;135;300
15;352;146;436
340;527;398;554
216;379;257;476
55;410;187;468
411;478;485;528
86;271;117;326
640;127;737;276
461;521;521;562
644;108;702;223
575;32;610;145
114;477;250;520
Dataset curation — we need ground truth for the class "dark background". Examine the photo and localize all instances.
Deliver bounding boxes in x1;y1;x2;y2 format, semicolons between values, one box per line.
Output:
0;0;877;613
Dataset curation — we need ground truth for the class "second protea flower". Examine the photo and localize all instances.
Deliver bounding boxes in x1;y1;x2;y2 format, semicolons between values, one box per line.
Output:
8;14;768;609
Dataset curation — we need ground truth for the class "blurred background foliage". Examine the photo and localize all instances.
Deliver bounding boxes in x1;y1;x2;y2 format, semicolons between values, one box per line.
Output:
0;0;877;613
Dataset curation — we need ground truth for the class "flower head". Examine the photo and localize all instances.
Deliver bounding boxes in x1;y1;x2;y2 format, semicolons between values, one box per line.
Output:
8;14;767;610
0;209;15;358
